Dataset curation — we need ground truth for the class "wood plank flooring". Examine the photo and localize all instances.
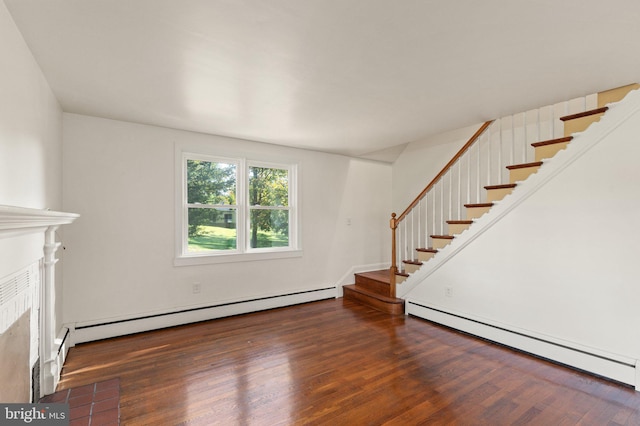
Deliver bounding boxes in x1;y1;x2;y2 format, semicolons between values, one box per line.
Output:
58;299;640;425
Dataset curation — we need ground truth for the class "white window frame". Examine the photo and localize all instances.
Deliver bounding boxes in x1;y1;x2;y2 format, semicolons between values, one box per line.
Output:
175;151;301;266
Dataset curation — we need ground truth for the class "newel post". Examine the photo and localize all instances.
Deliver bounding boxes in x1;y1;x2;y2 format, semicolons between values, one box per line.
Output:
389;213;397;298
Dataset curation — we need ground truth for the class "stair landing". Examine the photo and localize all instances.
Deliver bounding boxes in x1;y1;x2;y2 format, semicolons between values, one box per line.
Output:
343;270;404;315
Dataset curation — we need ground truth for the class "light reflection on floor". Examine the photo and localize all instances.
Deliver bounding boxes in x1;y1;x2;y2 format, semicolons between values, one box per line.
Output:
185;339;294;424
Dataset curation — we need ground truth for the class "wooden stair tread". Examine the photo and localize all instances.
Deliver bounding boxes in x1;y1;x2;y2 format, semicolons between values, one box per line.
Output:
531;136;573;147
484;183;517;190
560;107;608;122
464;202;494;208
396;271;409;277
343;285;403;304
416;248;438;253
343;284;405;315
353;269;393;297
431;235;454;239
446;220;473;224
355;269;391;284
402;259;422;265
506;161;543;170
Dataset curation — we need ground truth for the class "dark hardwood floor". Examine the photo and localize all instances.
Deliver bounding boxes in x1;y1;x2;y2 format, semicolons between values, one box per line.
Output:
58;299;640;425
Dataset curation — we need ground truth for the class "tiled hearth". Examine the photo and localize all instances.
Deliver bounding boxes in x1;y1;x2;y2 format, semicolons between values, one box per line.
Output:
39;378;120;425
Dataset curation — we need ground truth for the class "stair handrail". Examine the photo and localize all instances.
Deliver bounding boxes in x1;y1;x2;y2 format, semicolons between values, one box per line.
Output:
389;120;493;293
395;121;493;224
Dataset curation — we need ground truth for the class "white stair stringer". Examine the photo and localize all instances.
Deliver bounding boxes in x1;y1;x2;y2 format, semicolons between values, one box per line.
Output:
397;88;640;300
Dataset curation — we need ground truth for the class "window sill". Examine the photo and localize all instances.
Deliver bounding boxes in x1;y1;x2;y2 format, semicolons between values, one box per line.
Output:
174;249;303;266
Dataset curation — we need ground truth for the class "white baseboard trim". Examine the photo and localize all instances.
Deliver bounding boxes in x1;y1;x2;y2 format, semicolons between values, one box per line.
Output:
70;287;336;345
407;301;637;388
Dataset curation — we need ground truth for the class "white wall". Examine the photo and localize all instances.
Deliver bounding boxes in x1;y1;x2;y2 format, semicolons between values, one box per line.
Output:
406;106;640;365
0;6;62;207
0;0;64;327
0;1;64;401
0;1;62;277
62;113;391;329
392;123;481;214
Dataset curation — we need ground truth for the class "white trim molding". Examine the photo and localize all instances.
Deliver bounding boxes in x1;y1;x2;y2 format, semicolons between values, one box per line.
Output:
0;205;79;238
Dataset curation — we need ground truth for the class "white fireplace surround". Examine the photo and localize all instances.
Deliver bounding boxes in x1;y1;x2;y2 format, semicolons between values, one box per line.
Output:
0;205;78;398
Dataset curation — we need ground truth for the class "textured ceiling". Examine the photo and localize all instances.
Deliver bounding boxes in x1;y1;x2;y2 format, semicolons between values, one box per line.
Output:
5;0;640;162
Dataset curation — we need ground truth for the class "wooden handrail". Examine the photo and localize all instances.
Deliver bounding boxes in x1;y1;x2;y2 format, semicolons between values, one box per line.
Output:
395;120;494;223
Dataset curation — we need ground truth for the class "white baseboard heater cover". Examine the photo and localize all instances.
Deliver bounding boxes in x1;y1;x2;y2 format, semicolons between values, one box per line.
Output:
407;301;638;389
72;287;336;344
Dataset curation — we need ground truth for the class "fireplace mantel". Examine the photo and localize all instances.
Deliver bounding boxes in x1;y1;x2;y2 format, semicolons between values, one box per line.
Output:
0;204;79;399
0;204;79;238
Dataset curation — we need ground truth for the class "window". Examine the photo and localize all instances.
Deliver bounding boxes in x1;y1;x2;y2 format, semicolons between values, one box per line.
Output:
177;152;299;264
186;157;238;252
248;165;290;249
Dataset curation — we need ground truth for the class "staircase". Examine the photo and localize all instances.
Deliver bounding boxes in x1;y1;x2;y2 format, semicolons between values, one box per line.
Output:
344;83;639;314
396;83;638;285
343;270;404;315
396;83;639;286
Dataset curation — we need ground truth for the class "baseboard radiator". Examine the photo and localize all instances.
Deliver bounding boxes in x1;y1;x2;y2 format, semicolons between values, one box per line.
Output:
407;301;638;389
71;287;336;344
